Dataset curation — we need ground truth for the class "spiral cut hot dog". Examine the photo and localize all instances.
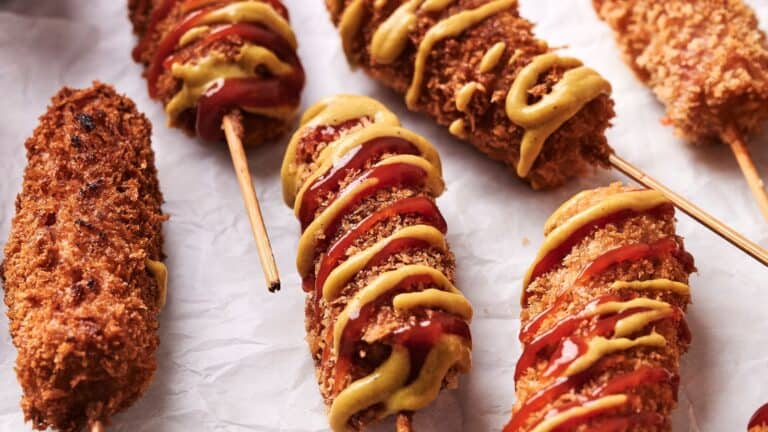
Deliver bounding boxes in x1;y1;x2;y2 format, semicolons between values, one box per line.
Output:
130;0;305;143
505;183;695;431
281;95;473;431
593;0;768;143
1;83;167;431
324;0;615;189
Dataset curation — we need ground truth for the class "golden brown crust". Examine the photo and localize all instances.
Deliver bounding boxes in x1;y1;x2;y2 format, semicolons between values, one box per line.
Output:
1;83;165;432
130;0;302;145
512;184;695;431
594;0;768;142
288;112;468;431
328;0;615;189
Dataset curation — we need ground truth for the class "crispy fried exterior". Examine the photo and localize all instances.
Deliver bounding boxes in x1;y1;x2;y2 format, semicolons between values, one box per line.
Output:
130;0;302;145
288;117;467;431
594;0;768;142
514;184;695;431
127;0;157;36
327;0;615;189
1;83;166;432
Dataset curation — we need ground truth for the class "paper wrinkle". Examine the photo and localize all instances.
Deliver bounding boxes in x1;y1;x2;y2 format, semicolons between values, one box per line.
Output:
0;0;767;431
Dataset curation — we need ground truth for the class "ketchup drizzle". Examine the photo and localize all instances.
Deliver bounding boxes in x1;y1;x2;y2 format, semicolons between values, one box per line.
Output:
136;0;304;141
523;203;674;304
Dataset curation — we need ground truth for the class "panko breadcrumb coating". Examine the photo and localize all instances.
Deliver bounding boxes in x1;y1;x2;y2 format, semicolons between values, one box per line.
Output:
506;183;695;431
594;0;768;142
129;0;305;144
1;83;166;432
281;95;472;431
326;0;615;189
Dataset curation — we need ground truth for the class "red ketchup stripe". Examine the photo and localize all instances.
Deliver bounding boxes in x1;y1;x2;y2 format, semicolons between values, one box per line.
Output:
162;23;296;71
575;237;679;284
196;70;304;140
520;237;686;344
145;7;213;97
298;137;421;228
313;196;445;296
523;204;674;305
750;403;768;429
133;0;180;59
504;367;676;432
303;163;431;262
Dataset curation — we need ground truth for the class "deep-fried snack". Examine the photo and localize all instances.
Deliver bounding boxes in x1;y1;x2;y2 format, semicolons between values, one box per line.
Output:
130;0;305;143
324;0;615;189
593;0;768;142
1;83;167;432
281;94;473;431
750;403;768;432
505;183;695;431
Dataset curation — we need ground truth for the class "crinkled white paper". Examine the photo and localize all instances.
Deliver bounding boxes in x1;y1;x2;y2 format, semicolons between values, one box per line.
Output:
1;1;767;431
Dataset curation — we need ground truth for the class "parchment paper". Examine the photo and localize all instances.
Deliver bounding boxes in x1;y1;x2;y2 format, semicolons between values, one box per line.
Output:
0;1;767;430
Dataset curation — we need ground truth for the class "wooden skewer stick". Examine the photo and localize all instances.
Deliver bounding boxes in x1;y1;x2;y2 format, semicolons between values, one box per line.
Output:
90;421;105;432
721;125;768;222
222;112;281;292
608;154;768;267
396;412;414;432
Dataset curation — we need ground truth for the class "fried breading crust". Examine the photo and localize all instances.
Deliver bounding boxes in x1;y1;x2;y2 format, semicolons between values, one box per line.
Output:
130;0;304;145
511;184;695;431
1;83;166;432
286;108;470;430
327;0;615;189
594;0;768;142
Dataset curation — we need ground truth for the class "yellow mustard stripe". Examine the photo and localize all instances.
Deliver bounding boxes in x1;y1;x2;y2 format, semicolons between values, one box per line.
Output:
449;119;466;138
456;81;483;113
522;190;670;289
586;297;673;338
295;154;443;278
296;178;378;277
506;53;611;177
564;332;666;377
420;0;456;12
478;41;506;73
542;189;594;235
321;225;448;300
146;258;168;310
197;1;297;49
611;279;691;296
393;289;473;320
178;25;210;47
406;0;516;108
333;264;463;354
166;44;293;121
292;124;442;217
383;334;471;414
328;345;411;432
530;395;628;432
339;0;366;61
281;95;400;206
371;0;422;64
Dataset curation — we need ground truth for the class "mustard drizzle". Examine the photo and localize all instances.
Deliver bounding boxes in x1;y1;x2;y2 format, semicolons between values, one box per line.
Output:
282;95;472;431
334;0;612;179
164;1;299;124
518;188;691;430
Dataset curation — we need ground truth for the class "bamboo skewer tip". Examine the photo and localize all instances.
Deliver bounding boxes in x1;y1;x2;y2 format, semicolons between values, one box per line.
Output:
222;113;281;292
90;421;105;432
720;125;768;222
608;153;768;268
